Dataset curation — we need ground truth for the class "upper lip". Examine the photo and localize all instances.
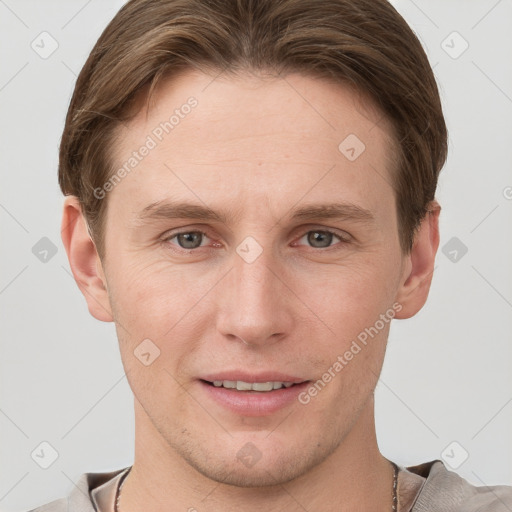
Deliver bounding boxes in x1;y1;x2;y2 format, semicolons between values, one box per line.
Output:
200;371;309;384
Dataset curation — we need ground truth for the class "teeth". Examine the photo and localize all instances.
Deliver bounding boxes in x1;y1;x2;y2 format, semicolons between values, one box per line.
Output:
252;382;273;391
211;380;297;391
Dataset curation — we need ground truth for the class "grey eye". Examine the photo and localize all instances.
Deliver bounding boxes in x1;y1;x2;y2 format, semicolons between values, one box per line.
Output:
175;232;204;249
306;231;336;248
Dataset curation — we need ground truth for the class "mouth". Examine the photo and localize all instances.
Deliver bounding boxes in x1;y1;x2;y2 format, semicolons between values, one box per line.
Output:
198;378;312;416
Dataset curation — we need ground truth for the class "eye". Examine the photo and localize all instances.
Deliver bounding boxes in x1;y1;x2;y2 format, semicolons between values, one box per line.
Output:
296;229;349;249
164;230;211;250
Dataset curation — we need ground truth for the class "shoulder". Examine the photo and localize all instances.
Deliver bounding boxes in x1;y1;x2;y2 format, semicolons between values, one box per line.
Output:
24;498;68;512
408;459;512;512
24;466;129;512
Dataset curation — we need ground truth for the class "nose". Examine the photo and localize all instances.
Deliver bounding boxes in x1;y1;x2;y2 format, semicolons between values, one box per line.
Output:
215;245;295;347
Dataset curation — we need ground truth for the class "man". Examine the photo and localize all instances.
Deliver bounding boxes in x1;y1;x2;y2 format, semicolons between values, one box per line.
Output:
28;0;512;511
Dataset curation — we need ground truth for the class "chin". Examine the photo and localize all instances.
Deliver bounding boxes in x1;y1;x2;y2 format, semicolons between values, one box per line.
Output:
185;453;306;488
172;430;337;489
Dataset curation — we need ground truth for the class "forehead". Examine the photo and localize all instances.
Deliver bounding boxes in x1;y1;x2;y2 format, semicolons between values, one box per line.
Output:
109;68;397;224
124;68;394;150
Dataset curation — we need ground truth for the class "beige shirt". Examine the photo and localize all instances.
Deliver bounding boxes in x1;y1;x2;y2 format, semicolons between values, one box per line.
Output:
27;460;512;512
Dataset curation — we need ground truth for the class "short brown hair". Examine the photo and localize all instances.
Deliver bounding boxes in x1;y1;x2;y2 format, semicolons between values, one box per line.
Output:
59;0;448;258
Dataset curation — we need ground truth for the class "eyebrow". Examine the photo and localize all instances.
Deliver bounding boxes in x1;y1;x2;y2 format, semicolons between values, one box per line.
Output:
136;200;376;226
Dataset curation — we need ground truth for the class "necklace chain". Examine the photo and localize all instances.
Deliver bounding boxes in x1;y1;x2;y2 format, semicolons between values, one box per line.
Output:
115;461;399;512
391;461;398;511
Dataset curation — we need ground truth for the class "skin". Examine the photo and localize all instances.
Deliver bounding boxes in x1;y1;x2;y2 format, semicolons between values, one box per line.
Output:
62;69;440;511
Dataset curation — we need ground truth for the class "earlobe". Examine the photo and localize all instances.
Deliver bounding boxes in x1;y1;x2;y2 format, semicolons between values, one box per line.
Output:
61;196;114;322
394;201;441;320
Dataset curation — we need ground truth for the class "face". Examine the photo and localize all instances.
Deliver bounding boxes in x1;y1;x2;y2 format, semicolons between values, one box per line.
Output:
75;69;418;486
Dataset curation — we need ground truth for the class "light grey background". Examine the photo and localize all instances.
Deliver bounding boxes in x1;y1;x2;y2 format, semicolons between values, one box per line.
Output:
1;0;511;510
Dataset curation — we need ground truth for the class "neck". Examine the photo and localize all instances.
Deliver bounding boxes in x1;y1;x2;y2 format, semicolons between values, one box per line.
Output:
120;396;394;512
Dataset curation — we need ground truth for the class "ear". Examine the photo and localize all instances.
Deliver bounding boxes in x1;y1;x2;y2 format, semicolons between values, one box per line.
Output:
394;200;441;319
61;196;113;322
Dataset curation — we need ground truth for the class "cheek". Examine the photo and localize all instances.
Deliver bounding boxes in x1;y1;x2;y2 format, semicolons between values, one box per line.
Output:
294;257;397;395
108;259;196;324
107;259;217;378
110;265;195;406
298;257;396;332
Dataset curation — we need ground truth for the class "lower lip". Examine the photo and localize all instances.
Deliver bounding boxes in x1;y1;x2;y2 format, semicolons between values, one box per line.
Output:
199;380;310;416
